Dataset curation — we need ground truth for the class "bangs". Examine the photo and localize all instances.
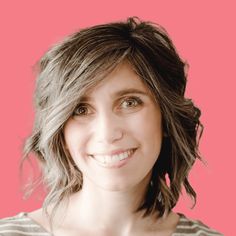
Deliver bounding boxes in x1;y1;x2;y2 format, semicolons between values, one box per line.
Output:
38;47;132;147
23;17;203;223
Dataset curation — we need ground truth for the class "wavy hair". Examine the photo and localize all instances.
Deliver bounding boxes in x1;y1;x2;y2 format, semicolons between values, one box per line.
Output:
22;17;203;222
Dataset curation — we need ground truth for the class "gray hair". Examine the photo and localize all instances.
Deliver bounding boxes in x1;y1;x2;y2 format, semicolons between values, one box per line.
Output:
22;16;203;223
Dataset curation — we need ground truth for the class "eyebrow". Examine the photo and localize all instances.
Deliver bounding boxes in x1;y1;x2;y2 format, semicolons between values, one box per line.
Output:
79;88;149;102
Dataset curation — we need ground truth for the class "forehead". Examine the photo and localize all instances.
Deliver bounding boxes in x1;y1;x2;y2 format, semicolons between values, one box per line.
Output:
80;62;153;101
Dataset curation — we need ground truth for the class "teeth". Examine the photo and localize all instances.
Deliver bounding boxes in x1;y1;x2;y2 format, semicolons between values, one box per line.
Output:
105;155;110;163
112;155;120;162
93;149;134;165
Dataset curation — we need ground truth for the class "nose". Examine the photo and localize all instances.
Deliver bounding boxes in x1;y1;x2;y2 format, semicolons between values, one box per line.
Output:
93;111;124;144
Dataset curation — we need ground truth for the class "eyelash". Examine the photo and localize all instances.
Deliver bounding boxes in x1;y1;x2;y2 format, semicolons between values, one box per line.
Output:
72;96;143;117
120;96;143;109
73;104;90;116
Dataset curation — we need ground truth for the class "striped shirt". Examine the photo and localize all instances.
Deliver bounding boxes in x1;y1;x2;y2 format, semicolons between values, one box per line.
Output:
0;212;223;235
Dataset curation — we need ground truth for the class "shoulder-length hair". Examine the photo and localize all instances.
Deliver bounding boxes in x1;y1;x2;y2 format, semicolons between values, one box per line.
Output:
22;16;203;221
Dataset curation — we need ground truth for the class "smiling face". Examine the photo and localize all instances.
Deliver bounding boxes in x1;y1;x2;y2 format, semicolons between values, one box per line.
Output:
63;62;163;191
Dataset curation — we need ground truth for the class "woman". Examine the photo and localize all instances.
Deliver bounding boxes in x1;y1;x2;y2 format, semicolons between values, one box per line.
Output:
0;17;223;235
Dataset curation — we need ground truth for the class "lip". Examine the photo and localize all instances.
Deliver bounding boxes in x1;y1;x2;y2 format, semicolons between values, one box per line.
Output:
90;148;137;169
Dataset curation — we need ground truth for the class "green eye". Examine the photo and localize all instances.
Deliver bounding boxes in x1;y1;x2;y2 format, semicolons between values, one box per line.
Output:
120;97;143;108
73;104;90;116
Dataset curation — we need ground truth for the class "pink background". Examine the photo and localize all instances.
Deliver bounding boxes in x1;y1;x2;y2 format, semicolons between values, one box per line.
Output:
0;1;235;235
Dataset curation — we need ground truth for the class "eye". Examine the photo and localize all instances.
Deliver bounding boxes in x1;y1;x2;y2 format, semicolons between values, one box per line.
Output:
73;104;91;116
120;96;143;109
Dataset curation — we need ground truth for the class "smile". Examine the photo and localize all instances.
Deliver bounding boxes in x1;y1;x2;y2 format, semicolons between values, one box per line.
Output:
90;148;136;168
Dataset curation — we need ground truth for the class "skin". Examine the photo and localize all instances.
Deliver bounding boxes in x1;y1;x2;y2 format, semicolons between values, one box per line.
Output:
28;62;180;236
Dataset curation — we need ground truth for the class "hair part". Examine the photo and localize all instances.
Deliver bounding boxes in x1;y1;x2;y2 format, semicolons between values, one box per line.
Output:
22;16;203;225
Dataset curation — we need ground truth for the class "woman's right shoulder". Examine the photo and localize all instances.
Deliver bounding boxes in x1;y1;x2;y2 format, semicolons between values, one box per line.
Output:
0;212;51;236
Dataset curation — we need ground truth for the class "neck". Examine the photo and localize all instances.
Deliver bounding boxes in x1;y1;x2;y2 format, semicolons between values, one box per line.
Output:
53;174;159;234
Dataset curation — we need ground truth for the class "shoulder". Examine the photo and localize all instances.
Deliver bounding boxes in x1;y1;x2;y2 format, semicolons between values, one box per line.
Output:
174;213;224;236
0;213;50;236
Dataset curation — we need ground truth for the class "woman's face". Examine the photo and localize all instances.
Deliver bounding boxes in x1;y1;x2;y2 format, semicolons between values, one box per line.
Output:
64;63;163;191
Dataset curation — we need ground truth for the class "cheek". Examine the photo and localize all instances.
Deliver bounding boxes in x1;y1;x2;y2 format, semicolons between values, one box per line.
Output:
128;109;162;140
128;108;163;160
64;121;88;157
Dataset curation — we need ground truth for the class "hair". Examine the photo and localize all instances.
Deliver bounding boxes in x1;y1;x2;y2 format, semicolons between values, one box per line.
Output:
22;16;203;223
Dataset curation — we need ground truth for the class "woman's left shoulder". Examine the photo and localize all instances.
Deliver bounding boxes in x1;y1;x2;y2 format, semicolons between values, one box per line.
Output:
0;212;50;236
174;213;224;236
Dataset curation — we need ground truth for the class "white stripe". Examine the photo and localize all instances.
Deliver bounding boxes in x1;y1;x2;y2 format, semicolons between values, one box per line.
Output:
1;218;31;222
0;230;51;235
0;223;40;228
173;229;222;236
178;217;195;222
197;229;222;235
195;229;222;236
177;224;219;232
